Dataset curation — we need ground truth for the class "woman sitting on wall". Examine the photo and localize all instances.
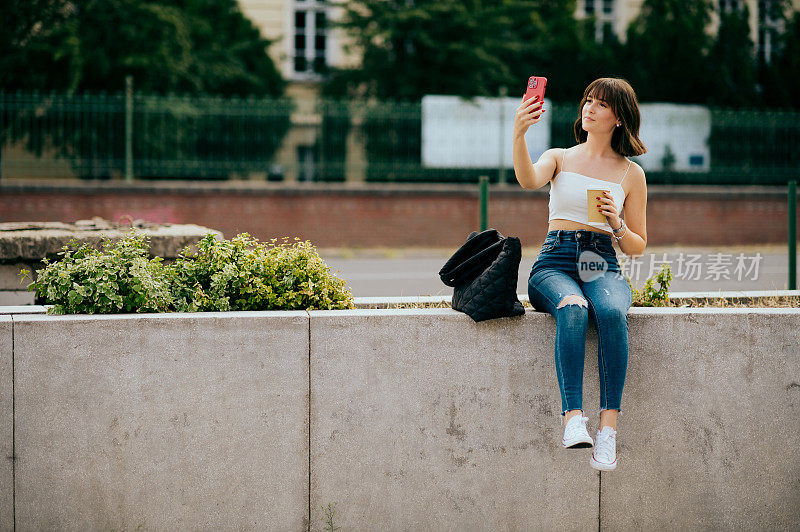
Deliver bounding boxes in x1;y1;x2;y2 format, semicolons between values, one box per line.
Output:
512;77;648;471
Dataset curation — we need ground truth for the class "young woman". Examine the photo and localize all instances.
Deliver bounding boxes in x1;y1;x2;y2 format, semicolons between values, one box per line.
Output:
512;77;647;471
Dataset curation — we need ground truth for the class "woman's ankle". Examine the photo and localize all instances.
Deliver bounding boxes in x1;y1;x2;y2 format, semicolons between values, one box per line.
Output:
563;409;583;424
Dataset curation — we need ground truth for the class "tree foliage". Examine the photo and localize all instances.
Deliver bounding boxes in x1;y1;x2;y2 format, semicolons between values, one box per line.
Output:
706;5;758;107
327;0;799;108
326;1;619;101
620;0;714;103
760;9;800;107
0;0;285;97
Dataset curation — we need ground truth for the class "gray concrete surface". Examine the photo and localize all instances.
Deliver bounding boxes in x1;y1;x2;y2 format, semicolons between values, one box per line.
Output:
0;317;11;532
309;308;799;530
1;308;798;529
602;307;800;530
0;219;222;262
0;306;46;315
12;312;309;531
309;308;600;531
0;262;36;305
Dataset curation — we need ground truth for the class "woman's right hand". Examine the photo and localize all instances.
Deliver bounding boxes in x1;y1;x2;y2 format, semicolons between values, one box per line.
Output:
513;95;545;140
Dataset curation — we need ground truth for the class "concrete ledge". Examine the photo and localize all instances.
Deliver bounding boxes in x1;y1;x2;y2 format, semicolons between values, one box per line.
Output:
354;290;800;308
3;286;799;314
1;308;798;529
0;306;47;315
0;220;222;263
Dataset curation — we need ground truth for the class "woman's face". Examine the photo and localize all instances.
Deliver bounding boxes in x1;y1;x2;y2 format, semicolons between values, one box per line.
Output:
581;94;618;133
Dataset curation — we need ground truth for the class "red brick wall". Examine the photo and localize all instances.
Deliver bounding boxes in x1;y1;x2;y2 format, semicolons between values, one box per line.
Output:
1;180;796;247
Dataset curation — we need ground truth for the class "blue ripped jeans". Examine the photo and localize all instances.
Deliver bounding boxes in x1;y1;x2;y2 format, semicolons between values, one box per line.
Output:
528;229;633;418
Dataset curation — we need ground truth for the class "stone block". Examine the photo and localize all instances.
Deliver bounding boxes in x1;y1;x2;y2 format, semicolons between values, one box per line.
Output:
600;308;800;530
13;311;309;531
310;308;602;530
0;317;11;532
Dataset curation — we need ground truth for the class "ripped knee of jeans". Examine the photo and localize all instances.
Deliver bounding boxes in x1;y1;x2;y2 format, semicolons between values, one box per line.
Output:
556;295;588;309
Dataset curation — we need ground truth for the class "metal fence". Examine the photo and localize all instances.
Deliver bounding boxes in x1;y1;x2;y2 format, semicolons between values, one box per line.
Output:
1;91;798;185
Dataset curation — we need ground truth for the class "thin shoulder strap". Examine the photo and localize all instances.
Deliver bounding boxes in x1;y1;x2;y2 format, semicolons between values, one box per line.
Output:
620;158;632;185
561;148;567;172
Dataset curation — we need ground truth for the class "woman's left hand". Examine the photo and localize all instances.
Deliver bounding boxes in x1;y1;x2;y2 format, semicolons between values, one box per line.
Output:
596;191;622;231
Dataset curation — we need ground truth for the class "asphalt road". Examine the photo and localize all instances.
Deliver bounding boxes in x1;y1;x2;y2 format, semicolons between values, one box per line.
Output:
319;244;799;298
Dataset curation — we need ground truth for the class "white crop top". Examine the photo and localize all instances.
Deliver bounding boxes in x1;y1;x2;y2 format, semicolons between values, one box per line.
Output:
548;149;631;234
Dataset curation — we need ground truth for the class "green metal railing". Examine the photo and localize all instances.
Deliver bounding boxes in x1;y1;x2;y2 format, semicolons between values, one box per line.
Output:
1;91;799;185
0;91;293;180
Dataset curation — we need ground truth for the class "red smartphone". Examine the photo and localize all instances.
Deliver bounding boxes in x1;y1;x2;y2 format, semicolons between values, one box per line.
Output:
522;76;547;103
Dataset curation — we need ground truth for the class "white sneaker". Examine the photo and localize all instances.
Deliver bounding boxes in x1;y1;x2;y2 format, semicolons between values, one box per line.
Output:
590;426;618;470
562;413;593;448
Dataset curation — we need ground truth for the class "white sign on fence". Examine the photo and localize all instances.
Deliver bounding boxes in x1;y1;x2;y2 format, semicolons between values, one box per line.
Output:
635;103;711;172
421;95;551;168
421;97;711;172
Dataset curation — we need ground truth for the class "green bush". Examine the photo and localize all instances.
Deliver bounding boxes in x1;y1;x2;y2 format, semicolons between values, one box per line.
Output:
20;232;174;315
20;230;355;314
169;233;354;312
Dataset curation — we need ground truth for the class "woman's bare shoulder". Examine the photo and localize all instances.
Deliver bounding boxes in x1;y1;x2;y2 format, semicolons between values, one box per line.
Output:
541;147;567;159
627;159;646;180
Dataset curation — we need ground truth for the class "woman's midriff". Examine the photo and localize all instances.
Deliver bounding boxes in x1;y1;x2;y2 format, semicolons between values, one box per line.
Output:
548;218;614;236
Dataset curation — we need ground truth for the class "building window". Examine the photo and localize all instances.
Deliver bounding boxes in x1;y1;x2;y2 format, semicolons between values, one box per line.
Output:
757;0;782;64
293;1;328;77
297;145;316;182
584;0;615;43
719;0;742;13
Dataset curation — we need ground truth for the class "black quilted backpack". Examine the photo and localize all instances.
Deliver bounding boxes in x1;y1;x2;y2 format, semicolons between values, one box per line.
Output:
439;229;526;322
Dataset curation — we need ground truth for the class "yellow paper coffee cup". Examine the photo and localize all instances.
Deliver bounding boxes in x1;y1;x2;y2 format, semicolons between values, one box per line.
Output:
587;189;610;223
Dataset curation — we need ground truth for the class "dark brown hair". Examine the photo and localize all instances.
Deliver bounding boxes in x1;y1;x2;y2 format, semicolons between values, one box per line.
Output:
573;78;647;157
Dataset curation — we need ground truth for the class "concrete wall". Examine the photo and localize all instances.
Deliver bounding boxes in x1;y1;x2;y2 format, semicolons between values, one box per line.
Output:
0;307;798;530
1;181;796;247
310;309;599;530
12;312;309;531
0;317;11;532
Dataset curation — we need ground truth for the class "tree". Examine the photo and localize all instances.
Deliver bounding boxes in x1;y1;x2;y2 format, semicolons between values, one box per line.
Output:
0;0;290;179
0;0;71;89
501;1;624;103
706;5;758;107
323;0;622;181
327;0;518;100
326;0;625;103
622;0;715;103
0;0;285;96
177;0;285;97
760;8;800;108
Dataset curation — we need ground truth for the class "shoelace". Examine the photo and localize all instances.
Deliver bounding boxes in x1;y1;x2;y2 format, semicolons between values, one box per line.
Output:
565;415;590;438
594;429;616;462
